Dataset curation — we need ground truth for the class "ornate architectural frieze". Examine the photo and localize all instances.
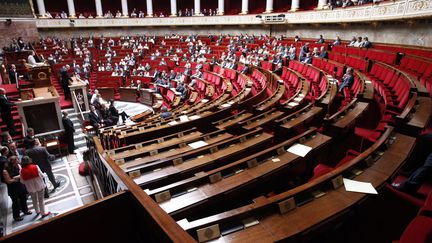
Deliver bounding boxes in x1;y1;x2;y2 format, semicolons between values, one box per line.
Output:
35;0;432;28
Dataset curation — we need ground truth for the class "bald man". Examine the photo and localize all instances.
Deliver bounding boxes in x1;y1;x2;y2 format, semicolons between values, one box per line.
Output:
60;65;72;100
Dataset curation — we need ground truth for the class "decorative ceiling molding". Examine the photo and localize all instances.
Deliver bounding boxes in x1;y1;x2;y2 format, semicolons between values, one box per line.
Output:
35;0;432;28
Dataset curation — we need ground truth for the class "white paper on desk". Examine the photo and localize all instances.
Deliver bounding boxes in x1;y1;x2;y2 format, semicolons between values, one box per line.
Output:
188;140;208;149
189;115;201;120
221;103;231;108
168;120;178;126
287;102;299;107
298;93;305;98
343;178;378;194
294;97;303;102
179;115;189;122
287;143;312;157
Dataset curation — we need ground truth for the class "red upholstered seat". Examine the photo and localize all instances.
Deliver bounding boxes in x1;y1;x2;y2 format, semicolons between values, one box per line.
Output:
419;192;432;217
310;163;333;181
395;216;432;243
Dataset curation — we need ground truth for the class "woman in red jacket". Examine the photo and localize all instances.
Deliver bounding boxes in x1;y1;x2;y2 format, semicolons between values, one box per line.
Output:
20;156;51;218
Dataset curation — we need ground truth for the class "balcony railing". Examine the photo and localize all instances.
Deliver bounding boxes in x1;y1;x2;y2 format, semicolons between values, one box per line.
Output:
34;0;432;28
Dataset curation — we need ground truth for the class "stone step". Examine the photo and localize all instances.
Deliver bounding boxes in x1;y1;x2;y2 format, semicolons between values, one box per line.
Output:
74;133;86;140
75;140;87;149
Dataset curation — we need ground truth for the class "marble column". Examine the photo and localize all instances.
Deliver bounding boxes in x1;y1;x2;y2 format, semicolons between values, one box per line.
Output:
241;0;248;14
146;0;154;17
194;0;201;15
265;0;273;13
170;0;177;16
317;0;327;9
121;0;129;17
67;0;76;18
217;0;224;15
291;0;300;11
36;0;47;17
95;0;103;17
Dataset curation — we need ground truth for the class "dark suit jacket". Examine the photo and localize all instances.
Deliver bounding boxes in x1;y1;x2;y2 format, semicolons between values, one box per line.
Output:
9;69;18;84
25;146;55;172
62;117;75;134
273;67;283;76
88;111;102;127
23;135;34;149
60;68;72;87
0;95;14;118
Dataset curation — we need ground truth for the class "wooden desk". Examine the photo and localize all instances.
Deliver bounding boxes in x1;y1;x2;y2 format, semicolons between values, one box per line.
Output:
180;130;415;242
255;79;285;112
138;88;153;106
147;128;319;198
98;87;115;101
139;132;273;190
332;102;369;129
119;87;137;102
318;80;337;107
404;96;432;135
280;106;323;130
240;109;285;131
111;130;223;162
213;111;254;130
109;128;199;155
121;132;233;172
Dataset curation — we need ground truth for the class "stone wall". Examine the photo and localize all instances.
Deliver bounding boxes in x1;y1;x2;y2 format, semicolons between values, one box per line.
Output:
37;21;432;47
0;19;39;49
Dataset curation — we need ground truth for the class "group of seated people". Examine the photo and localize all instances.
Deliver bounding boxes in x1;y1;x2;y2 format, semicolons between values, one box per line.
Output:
88;91;130;129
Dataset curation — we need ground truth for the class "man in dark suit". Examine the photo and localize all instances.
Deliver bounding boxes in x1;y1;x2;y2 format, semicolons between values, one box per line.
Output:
62;111;75;154
60;65;72;100
25;139;59;193
0;88;17;135
8;64;19;88
88;105;102;129
273;63;283;76
23;128;35;149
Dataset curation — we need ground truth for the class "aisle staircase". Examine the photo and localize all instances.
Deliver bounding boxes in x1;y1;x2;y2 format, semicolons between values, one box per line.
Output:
50;76;73;109
62;108;88;152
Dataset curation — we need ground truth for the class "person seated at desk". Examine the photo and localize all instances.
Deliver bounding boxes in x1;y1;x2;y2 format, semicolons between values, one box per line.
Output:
88;105;103;129
91;93;103;110
136;80;142;90
273;63;283;76
302;53;313;64
100;104;115;126
241;64;250;75
27;51;37;66
168;70;176;80
338;68;354;92
129;80;136;88
191;70;203;79
319;46;329;59
160;106;172;119
159;58;167;66
109;99;129;124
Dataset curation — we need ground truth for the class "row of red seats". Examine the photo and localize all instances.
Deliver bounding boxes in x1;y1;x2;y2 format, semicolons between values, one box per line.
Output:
203;70;223;86
393;192;432;243
345;55;368;72
312;58;344;78
250;69;267;90
289;60;320;83
280;67;301;103
399;55;432;80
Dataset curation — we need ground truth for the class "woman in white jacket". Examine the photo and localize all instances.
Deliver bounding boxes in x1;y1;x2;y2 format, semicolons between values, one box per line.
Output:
20;156;51;218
